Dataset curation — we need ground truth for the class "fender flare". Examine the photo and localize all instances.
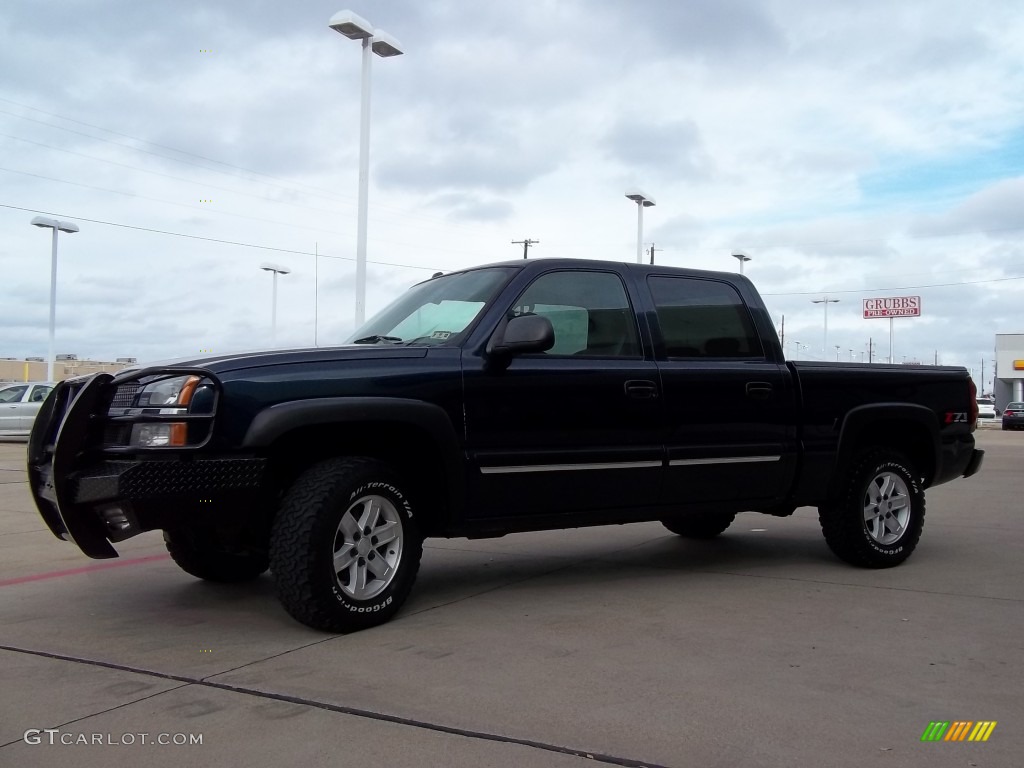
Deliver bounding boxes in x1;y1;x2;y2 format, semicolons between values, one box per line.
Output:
829;403;940;497
242;397;466;518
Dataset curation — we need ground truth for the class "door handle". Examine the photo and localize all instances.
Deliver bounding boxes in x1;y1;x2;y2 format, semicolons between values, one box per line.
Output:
625;380;658;399
746;382;773;400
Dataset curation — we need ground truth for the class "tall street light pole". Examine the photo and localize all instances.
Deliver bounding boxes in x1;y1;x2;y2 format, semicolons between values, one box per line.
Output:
812;295;840;357
260;263;291;345
625;190;655;264
329;10;404;329
30;216;79;382
732;251;751;274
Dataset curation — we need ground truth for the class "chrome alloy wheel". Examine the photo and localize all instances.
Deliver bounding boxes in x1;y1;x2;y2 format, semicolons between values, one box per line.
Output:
863;471;911;545
332;494;404;600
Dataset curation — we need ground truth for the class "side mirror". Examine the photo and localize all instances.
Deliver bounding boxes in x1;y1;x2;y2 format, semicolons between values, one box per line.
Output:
486;314;555;358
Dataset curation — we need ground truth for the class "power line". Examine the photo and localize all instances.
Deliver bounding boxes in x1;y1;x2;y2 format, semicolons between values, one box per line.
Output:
12;199;1011;294
0;166;344;236
0;99;499;233
0;165;497;259
761;274;1024;296
0;99;346;201
0;132;348;217
0;203;444;272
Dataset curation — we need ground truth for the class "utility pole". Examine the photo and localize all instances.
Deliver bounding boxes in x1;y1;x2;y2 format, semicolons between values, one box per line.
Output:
779;315;785;348
868;338;874;363
647;243;663;264
981;358;985;395
512;238;539;259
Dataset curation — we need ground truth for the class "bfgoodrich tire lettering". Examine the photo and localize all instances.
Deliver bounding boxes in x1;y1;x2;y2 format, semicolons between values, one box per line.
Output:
818;449;925;568
269;457;422;632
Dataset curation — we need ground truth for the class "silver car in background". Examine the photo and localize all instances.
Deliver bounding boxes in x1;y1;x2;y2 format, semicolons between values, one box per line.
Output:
0;382;56;437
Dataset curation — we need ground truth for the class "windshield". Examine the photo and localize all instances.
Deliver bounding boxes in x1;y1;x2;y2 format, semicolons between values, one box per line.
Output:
347;267;518;345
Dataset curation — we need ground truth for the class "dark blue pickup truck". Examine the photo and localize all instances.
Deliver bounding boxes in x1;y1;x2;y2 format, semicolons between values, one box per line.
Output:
28;259;984;631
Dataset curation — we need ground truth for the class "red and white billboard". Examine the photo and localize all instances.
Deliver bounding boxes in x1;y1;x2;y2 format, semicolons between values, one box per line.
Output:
863;296;921;319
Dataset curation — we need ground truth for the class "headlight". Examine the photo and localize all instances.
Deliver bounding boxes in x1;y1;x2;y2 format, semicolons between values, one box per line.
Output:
130;422;187;448
134;375;203;407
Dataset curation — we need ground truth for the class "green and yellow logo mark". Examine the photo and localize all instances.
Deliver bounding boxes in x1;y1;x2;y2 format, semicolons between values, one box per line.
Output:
921;721;997;742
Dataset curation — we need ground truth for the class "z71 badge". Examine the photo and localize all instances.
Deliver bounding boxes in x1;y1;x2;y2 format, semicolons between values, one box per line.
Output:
944;412;968;424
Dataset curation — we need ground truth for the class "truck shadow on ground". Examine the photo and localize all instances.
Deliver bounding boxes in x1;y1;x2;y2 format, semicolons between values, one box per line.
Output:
7;529;854;640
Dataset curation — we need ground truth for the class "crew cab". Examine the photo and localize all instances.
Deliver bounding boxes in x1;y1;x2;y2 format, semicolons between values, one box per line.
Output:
27;259;984;632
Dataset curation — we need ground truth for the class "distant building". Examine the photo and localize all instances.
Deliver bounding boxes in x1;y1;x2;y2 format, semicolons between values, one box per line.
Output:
994;334;1024;409
0;356;137;383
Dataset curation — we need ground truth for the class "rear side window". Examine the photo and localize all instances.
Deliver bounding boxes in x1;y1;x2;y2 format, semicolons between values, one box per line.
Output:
648;276;763;359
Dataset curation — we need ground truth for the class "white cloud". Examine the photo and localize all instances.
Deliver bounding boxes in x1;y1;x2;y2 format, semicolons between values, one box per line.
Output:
1;0;1022;385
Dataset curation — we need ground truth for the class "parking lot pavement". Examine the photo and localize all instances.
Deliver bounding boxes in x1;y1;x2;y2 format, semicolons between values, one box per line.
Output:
0;433;1021;767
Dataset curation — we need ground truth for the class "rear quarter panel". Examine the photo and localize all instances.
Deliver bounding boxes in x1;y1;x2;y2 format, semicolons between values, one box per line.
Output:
789;362;974;504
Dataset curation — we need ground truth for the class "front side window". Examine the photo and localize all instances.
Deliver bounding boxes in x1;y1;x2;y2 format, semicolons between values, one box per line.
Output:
648;276;763;359
348;267;517;345
0;385;28;404
511;271;640;357
29;385;52;403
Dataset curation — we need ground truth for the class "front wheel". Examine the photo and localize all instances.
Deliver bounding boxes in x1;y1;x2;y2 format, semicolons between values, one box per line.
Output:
269;457;422;632
818;449;925;568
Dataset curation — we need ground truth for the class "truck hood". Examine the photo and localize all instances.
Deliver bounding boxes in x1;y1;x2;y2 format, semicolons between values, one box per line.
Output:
114;345;429;378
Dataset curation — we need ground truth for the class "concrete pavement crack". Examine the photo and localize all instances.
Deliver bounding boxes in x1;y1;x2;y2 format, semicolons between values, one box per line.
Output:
0;682;193;749
0;644;672;768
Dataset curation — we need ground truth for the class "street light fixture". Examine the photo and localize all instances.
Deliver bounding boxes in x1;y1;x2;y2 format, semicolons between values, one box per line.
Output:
329;10;404;330
260;263;291;345
625;190;655;264
732;251;751;275
811;295;840;356
30;216;79;382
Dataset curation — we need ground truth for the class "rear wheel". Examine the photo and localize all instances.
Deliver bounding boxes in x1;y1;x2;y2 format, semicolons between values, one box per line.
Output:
164;528;269;583
818;449;925;568
269;457;422;633
661;512;736;539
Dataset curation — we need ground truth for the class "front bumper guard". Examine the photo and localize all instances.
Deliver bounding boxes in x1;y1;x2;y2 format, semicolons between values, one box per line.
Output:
26;371;265;559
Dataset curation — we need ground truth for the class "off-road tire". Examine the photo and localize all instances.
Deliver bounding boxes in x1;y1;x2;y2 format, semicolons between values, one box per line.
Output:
661;512;736;539
164;528;269;582
818;449;925;568
269;457;422;633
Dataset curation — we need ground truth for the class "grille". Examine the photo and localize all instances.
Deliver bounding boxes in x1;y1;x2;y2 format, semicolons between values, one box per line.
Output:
110;382;140;408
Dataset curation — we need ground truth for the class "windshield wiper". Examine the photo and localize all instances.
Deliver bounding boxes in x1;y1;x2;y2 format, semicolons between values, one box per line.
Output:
351;335;403;344
402;335;442;346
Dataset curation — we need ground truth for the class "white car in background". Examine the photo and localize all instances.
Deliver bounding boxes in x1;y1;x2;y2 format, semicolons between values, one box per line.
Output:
976;397;997;420
0;382;56;437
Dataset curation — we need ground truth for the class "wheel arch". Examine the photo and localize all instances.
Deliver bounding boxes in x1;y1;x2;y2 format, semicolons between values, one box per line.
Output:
244;398;465;534
829;404;940;499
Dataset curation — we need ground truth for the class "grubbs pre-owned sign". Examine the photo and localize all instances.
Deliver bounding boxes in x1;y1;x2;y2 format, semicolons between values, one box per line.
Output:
863;296;922;318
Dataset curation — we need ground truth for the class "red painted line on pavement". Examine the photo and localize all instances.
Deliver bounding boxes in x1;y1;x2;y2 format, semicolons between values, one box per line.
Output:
0;554;169;588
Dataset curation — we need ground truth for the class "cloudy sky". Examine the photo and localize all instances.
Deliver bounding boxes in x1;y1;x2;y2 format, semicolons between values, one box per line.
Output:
2;0;1022;389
